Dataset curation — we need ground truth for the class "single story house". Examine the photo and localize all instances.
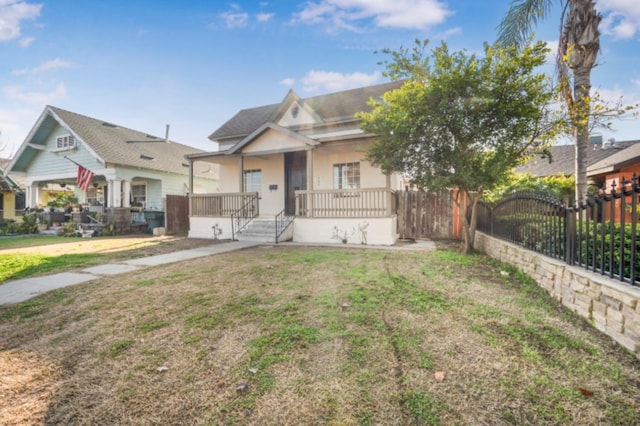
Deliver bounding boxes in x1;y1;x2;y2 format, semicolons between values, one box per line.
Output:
587;142;640;223
186;81;406;245
516;138;640;180
0;158;25;222
5;106;218;227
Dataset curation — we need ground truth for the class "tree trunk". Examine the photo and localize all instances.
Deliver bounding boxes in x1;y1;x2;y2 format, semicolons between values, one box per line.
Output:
565;0;601;201
574;66;591;201
455;189;481;254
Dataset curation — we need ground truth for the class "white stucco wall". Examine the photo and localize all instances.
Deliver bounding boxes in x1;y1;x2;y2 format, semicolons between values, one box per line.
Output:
188;217;234;240
293;217;398;246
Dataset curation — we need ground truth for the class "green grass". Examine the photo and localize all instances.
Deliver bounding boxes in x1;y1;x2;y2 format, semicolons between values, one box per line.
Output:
1;246;639;425
1;252;100;282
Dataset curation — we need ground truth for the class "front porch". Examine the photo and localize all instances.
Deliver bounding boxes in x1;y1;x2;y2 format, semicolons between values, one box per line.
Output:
188;188;397;245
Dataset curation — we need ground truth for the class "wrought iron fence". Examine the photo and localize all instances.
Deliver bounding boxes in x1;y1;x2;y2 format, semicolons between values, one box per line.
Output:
475;174;640;286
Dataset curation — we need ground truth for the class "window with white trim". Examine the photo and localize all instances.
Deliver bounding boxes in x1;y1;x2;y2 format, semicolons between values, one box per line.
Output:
243;169;262;194
56;134;75;149
131;183;147;207
333;162;360;189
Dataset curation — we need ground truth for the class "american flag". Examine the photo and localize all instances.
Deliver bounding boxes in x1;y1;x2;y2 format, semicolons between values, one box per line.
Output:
77;165;94;192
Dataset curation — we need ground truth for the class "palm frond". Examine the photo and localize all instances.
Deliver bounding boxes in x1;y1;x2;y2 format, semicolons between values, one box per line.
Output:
497;0;554;48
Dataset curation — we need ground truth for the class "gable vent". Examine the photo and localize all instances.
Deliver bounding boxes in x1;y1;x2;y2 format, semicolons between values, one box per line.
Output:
140;154;154;160
102;122;118;128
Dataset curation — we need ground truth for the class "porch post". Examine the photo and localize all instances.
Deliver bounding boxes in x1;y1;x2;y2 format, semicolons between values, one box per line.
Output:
122;180;131;208
306;149;314;217
238;156;244;192
110;179;122;208
188;159;193;217
386;174;392;217
27;183;37;208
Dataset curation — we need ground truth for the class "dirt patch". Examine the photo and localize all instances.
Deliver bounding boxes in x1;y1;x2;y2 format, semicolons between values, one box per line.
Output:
0;235;218;256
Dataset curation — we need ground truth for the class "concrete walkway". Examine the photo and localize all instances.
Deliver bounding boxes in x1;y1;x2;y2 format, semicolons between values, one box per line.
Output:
0;241;260;305
0;238;437;306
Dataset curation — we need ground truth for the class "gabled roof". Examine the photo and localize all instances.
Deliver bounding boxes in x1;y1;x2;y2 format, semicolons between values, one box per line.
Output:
228;122;319;154
9;106;215;178
0;158;23;191
588;142;640;176
208;80;404;142
516;140;640;177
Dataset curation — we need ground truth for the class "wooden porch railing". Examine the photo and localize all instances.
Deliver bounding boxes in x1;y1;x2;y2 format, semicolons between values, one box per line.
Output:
190;192;259;217
295;188;395;218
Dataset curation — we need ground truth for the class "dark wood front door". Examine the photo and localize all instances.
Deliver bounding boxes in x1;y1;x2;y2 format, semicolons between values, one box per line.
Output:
284;151;306;215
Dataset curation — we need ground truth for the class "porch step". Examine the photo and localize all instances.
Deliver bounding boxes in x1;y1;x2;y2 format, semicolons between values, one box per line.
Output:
236;218;292;243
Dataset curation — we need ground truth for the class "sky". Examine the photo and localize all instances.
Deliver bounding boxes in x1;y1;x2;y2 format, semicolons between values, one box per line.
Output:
1;0;639;157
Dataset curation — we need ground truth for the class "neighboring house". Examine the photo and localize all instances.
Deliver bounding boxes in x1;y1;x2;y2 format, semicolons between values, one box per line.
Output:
6;106;218;223
516;138;640;179
587;142;640;223
0;158;25;222
186;81;406;245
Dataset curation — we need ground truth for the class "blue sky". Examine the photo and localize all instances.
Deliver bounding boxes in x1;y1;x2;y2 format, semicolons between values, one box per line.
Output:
1;0;639;156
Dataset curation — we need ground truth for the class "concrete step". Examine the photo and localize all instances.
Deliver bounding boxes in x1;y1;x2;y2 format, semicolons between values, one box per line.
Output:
236;218;292;243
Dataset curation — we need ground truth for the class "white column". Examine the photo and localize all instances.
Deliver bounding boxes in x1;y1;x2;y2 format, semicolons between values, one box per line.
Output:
27;184;38;208
122;181;131;207
110;179;122;208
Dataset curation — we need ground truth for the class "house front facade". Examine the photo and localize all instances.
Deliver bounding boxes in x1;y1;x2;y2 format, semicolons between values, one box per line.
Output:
6;106;218;227
186;81;405;245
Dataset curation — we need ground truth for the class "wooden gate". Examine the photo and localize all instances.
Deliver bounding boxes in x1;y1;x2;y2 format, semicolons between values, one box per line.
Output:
396;190;459;240
165;195;190;235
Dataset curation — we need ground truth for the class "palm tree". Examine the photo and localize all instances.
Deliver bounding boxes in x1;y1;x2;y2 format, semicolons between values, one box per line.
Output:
498;0;601;201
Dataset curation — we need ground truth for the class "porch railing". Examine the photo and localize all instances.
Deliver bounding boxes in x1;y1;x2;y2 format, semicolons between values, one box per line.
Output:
231;194;259;240
275;209;295;243
190;192;258;217
295;188;395;218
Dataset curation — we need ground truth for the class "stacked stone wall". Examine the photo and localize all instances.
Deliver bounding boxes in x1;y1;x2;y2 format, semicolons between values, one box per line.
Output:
474;232;640;358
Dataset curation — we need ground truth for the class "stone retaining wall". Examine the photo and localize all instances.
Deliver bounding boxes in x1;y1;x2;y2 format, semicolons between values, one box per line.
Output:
474;232;640;358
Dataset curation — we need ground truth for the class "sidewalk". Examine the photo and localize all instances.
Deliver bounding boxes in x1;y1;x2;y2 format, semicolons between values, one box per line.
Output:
0;238;437;305
0;241;260;305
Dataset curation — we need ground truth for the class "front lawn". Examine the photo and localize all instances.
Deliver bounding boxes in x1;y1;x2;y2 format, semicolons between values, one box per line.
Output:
1;246;638;424
0;235;216;283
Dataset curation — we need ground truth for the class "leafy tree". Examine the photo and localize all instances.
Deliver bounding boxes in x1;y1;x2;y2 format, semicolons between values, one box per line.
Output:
359;40;559;253
483;172;575;203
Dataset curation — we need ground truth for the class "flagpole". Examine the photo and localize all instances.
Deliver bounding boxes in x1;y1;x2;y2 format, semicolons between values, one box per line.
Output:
63;156;83;168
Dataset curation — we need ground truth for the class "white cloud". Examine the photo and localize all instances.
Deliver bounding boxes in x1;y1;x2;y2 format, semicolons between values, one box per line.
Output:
598;0;640;39
292;0;452;32
544;39;559;64
257;12;275;23
0;0;42;42
301;70;381;92
221;4;249;29
12;58;73;76
280;77;295;87
19;35;34;47
3;83;67;105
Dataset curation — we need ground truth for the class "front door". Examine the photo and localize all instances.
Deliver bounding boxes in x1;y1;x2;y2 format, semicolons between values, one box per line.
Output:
284;151;306;215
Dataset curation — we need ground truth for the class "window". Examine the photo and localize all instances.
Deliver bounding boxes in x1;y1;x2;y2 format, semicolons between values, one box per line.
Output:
333;162;360;189
56;134;75;149
243;169;262;194
131;183;147;207
87;186;104;206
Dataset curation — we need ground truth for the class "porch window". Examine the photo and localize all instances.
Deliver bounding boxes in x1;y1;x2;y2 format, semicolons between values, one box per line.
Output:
333;162;360;189
86;186;104;206
243;169;262;194
56;135;75;149
131;183;147;207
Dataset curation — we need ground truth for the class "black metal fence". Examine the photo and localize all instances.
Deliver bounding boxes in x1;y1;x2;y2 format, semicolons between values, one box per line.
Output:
475;174;640;286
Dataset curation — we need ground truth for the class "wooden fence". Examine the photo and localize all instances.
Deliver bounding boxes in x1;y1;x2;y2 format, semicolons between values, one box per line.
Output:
396;190;460;240
166;194;189;235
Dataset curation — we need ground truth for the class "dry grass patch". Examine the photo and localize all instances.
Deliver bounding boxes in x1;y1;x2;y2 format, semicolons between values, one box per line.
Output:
0;245;639;424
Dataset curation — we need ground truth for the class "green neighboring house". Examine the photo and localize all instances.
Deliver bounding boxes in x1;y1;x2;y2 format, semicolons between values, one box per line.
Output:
5;106;218;221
